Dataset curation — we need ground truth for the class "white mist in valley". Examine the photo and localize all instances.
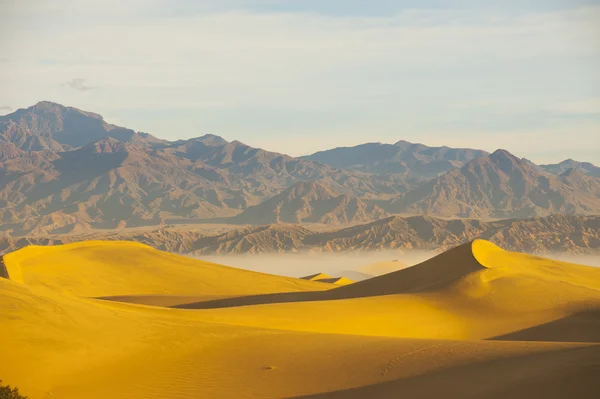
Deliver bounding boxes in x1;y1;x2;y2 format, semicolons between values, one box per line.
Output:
196;250;600;280
197;250;437;280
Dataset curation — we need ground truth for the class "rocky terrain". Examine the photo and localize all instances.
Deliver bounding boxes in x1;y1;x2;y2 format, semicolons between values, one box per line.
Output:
387;149;600;218
1;214;598;256
302;140;488;178
0;102;406;234
230;181;389;225
1;101;599;241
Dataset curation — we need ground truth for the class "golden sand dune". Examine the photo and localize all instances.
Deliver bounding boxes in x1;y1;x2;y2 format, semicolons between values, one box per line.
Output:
315;276;354;285
301;272;333;281
2;240;330;299
1;239;599;398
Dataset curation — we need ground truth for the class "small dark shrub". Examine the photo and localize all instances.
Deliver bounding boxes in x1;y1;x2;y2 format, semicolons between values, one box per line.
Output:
0;380;27;399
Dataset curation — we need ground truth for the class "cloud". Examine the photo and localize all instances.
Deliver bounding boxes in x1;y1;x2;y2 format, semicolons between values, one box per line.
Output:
0;105;11;113
0;1;598;164
62;78;97;91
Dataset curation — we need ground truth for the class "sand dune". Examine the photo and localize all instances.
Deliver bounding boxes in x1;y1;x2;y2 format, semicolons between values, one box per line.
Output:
315;276;354;285
301;272;333;281
1;239;599;398
2;240;331;298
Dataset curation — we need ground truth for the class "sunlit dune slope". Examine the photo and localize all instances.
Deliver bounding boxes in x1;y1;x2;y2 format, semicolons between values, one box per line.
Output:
1;239;600;398
316;277;354;285
301;272;333;281
0;276;598;399
179;240;600;340
1;240;330;298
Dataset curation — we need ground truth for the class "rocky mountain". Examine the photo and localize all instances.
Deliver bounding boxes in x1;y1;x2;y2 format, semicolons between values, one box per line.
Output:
302;140;488;178
231;181;388;225
541;159;600;178
0;102;409;234
1;214;598;255
0;101;165;151
1;102;600;233
387;149;600;218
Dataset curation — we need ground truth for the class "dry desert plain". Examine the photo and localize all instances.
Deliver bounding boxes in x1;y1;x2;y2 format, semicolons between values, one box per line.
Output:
1;239;599;398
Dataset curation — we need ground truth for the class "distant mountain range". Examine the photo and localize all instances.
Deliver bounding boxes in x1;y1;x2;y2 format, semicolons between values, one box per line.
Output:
387;149;600;218
302;140;488;178
540;159;600;178
1;101;600;236
1;214;598;255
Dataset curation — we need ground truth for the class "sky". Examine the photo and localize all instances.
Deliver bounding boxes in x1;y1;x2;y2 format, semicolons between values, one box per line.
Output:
0;0;599;164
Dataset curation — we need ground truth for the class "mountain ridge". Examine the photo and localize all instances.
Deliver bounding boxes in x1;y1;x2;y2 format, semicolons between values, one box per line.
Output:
387;149;600;218
1;101;599;234
302;140;489;178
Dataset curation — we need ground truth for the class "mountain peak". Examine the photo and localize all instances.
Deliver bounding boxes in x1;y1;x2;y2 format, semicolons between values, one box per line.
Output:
33;100;65;109
560;158;577;165
394;140;426;150
197;134;228;146
29;101;104;121
488;149;523;172
490;148;517;158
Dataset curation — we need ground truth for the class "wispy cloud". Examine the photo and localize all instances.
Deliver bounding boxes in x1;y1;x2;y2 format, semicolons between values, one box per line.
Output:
62;78;97;91
0;1;598;164
0;105;11;112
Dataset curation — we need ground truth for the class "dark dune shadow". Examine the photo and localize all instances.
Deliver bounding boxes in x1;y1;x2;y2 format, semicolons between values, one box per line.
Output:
490;310;600;343
96;294;240;307
174;242;482;309
0;256;9;279
172;290;330;309
292;345;600;399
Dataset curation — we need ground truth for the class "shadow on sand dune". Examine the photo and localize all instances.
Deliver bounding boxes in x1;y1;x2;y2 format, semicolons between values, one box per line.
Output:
490;310;600;343
173;242;483;309
293;344;600;399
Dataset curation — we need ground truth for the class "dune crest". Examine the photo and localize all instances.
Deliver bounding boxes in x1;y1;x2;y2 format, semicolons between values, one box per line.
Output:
2;240;331;299
301;272;333;281
1;239;599;398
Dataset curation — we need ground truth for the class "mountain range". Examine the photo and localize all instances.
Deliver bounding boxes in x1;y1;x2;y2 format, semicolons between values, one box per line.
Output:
302;140;488;178
1;101;600;237
387;149;600;218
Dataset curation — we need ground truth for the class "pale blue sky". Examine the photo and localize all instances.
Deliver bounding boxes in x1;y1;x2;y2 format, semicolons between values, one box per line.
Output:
0;0;599;163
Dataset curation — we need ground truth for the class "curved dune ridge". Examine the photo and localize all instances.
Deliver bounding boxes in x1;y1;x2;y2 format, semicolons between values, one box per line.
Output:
0;239;599;398
2;240;331;300
316;276;354;285
301;272;334;281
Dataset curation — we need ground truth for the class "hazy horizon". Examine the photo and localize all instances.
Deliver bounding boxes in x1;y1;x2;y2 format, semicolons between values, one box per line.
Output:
196;250;600;279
